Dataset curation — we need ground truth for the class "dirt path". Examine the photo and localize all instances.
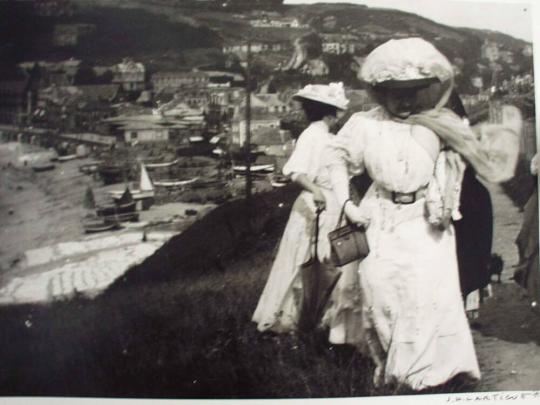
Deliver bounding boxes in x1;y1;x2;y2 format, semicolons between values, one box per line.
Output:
474;183;540;391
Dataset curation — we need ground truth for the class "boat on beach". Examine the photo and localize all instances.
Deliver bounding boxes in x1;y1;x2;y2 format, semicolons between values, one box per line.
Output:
82;217;122;233
96;201;137;218
153;177;199;188
31;162;55;172
108;164;155;202
58;154;78;162
270;174;289;188
97;188;137;219
144;159;179;169
233;163;275;175
82;186;137;233
79;161;101;175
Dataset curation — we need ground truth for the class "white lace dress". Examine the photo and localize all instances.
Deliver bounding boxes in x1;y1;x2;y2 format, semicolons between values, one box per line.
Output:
327;110;481;390
252;121;362;339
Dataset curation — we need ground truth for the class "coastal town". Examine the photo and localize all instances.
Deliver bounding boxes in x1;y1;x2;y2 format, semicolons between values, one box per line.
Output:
0;0;539;400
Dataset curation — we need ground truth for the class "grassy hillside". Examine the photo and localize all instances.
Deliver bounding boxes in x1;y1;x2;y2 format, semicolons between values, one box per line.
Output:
0;189;475;398
0;187;381;398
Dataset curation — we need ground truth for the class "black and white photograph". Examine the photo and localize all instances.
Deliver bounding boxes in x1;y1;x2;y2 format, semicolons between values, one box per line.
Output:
0;0;538;403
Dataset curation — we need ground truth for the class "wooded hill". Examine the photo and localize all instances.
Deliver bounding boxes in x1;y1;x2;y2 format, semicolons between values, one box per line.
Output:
2;0;533;93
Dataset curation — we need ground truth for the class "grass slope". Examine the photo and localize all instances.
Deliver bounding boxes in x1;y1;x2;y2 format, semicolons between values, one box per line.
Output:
0;189;475;398
0;207;375;398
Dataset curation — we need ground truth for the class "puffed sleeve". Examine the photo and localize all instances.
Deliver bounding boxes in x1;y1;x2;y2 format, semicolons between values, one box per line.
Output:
325;113;368;206
282;127;318;181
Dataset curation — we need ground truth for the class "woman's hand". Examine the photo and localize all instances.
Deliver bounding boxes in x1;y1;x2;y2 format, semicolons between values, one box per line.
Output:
313;188;327;211
344;201;370;227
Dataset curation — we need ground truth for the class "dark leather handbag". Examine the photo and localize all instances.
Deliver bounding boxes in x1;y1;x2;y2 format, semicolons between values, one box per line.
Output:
298;209;342;333
328;200;370;267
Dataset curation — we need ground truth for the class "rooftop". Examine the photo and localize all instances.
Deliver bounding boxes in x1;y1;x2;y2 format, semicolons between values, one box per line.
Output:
77;84;119;102
115;59;145;73
251;127;292;145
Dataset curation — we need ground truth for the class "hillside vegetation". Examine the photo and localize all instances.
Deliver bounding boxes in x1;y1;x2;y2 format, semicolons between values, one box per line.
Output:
1;2;221;68
4;0;531;88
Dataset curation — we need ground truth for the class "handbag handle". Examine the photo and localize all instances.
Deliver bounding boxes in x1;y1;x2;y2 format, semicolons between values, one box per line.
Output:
336;199;353;229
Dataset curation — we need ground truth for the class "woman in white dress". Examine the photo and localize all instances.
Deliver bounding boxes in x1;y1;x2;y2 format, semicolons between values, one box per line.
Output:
253;83;361;335
325;38;519;390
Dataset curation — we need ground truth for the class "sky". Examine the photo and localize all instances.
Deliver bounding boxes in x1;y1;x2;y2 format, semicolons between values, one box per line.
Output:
284;0;533;42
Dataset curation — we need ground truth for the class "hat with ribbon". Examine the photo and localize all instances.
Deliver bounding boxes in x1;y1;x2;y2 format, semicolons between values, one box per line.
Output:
293;82;349;110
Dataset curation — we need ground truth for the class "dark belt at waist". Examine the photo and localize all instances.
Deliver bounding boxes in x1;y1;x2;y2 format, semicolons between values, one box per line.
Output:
377;185;428;205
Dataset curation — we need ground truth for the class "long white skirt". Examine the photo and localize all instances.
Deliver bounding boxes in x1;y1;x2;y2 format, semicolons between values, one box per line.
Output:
252;189;342;333
358;193;481;389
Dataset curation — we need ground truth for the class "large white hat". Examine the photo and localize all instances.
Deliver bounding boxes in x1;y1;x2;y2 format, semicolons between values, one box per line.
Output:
360;38;453;87
361;38;454;109
292;82;349;110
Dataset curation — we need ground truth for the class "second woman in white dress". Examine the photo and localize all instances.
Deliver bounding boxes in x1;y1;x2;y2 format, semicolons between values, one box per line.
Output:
253;83;363;338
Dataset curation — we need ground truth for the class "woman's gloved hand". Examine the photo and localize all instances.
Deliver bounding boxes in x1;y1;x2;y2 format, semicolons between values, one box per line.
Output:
312;188;327;211
344;201;370;227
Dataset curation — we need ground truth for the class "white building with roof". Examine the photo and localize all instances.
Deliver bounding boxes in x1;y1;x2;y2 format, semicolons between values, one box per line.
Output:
250;17;308;28
104;111;202;144
321;34;359;54
222;41;288;55
113;59;146;92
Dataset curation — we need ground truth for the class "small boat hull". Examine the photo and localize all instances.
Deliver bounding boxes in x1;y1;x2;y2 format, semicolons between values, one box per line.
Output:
144;159;179;169
79;163;100;174
83;220;121;234
233;164;275;175
270;174;290;188
153;177;198;188
109;189;155;200
96;201;136;217
58;154;78;162
32;163;55;172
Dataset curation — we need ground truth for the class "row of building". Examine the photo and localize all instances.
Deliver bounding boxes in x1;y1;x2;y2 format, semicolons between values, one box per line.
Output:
0;56;295;150
222;33;367;56
0;57;247;125
0;57;381;172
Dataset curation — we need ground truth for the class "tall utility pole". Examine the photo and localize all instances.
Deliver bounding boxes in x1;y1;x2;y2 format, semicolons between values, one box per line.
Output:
244;39;252;203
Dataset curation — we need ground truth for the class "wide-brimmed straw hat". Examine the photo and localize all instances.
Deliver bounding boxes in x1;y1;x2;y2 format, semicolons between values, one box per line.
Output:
292;82;349;110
